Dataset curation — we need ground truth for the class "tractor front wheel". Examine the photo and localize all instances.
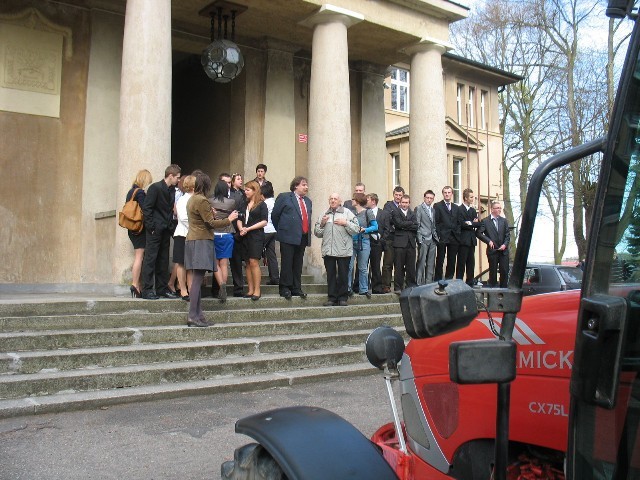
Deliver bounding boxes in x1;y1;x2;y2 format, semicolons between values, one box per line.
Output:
221;443;287;480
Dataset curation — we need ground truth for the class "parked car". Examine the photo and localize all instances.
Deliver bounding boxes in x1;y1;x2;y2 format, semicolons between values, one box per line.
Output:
523;264;582;296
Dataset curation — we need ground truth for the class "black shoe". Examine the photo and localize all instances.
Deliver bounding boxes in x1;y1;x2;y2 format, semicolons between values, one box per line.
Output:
323;301;336;306
181;295;190;302
233;293;244;298
187;317;212;328
292;291;307;299
281;291;292;300
338;300;348;306
267;280;279;285
130;285;141;298
160;291;179;299
359;292;372;299
141;293;159;300
251;295;261;301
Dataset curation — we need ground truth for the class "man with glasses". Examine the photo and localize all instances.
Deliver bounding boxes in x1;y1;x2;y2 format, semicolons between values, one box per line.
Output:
140;164;182;299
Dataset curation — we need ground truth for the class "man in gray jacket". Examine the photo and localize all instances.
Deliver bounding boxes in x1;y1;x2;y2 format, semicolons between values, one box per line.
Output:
314;193;360;306
415;189;438;285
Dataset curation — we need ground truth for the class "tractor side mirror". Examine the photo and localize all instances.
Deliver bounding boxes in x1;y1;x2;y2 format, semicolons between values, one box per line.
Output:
365;326;405;371
399;280;479;339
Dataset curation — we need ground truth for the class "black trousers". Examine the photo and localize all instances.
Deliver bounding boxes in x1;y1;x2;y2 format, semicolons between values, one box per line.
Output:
435;242;459;280
456;244;475;286
381;243;394;290
263;232;279;283
230;239;244;296
141;227;171;295
369;241;383;293
324;256;350;303
487;252;509;288
279;235;307;295
393;245;417;292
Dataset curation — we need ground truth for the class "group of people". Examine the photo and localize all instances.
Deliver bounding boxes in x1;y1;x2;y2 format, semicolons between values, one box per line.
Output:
125;167;511;326
126;164;288;327
317;183;512;302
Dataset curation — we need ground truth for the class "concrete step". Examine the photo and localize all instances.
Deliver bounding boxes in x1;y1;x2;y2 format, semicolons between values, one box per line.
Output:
0;314;402;352
0;346;367;399
0;363;377;419
0;330;389;375
0;292;397;319
0;296;400;332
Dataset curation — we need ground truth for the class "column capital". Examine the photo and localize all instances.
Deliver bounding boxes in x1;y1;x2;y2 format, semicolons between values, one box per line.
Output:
299;4;364;29
402;37;453;56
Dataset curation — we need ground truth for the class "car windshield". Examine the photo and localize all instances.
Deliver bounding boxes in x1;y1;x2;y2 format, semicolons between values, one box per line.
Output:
557;266;583;284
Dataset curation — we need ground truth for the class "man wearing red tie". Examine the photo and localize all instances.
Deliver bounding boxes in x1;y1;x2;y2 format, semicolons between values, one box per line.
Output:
272;176;313;300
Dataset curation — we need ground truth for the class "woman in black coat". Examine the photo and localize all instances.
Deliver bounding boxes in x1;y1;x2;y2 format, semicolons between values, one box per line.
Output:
236;180;268;300
126;169;152;298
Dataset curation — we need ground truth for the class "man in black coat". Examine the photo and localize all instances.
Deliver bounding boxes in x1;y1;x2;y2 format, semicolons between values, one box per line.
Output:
433;185;460;281
140;164;181;300
456;188;482;286
391;194;418;293
272;176;312;299
381;186;405;293
477;200;511;288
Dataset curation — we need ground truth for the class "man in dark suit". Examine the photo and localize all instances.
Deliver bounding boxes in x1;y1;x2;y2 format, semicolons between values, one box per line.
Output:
140;164;181;300
391;194;418;293
456;188;481;287
477;200;511;288
229;173;246;297
366;193;385;294
381;186;405;293
272;176;312;299
433;185;460;281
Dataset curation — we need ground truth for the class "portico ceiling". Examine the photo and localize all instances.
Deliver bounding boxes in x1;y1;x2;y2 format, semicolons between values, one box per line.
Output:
76;0;467;67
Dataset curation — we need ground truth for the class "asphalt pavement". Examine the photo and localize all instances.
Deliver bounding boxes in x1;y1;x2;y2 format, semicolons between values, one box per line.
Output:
0;374;397;480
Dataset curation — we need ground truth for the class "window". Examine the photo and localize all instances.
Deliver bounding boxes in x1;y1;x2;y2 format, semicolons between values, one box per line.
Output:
456;84;463;123
452;157;463;203
390;68;410;113
480;90;488;129
468;86;475;127
392;153;401;188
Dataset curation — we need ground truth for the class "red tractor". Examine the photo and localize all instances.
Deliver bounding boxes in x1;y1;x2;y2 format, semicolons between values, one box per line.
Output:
221;1;640;478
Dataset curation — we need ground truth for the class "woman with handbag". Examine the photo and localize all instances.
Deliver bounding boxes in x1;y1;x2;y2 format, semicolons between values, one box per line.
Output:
126;169;152;298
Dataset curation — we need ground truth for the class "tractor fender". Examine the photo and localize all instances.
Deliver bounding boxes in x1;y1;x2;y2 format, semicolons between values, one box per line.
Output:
234;405;399;480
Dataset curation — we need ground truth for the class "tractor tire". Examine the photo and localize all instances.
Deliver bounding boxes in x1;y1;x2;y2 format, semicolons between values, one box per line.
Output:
221;442;287;480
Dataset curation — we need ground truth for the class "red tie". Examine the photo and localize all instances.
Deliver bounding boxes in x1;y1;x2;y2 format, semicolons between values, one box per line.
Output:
298;196;308;234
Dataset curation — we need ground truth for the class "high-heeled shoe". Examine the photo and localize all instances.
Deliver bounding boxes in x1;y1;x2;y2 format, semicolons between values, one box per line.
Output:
251;295;261;301
130;285;141;298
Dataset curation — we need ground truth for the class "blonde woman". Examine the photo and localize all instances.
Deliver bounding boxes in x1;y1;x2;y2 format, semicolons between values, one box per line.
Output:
126;169;152;298
237;180;268;300
173;175;195;301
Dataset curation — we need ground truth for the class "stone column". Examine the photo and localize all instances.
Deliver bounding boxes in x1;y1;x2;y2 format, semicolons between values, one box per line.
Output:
300;5;363;277
113;0;172;283
357;62;387;204
406;40;449;202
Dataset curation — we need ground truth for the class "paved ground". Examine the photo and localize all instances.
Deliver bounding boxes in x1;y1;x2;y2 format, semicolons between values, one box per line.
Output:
0;374;396;480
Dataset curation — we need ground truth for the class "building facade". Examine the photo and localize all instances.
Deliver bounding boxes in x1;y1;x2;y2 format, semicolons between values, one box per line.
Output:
0;0;480;287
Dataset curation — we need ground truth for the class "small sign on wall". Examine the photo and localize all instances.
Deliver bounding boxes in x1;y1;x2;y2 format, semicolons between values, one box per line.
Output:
298;133;308;143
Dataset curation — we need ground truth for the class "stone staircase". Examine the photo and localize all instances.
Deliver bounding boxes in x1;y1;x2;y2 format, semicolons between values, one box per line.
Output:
0;270;403;418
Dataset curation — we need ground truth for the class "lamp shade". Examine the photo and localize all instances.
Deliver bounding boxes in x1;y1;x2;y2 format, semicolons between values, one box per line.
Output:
201;39;244;83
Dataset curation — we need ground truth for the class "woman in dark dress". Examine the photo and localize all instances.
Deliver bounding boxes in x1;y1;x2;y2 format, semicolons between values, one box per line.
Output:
237;180;268;300
126;169;152;298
